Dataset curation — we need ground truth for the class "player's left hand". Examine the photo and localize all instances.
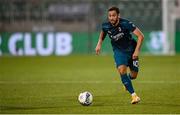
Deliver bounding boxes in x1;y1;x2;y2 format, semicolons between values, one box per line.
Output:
132;51;139;59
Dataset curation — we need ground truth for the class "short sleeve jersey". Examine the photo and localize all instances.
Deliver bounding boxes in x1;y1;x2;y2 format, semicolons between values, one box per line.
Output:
102;18;137;52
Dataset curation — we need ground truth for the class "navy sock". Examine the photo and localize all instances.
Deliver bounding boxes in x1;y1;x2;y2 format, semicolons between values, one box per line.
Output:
120;73;135;94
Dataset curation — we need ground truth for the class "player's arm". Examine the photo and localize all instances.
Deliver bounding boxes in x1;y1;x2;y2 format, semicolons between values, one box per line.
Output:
132;27;144;59
95;30;106;55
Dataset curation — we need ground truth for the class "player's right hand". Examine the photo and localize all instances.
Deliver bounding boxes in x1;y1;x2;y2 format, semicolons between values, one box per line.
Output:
95;45;101;55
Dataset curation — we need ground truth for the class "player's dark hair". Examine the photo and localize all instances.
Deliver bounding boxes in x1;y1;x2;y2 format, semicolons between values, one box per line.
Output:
108;6;120;14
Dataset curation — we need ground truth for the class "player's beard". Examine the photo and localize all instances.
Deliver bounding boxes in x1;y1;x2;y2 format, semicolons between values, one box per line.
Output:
110;18;119;26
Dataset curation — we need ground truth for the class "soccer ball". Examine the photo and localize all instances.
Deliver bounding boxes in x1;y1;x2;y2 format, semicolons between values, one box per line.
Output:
78;91;93;106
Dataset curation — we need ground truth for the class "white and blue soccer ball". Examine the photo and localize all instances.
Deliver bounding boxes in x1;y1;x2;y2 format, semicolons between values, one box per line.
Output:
78;91;93;106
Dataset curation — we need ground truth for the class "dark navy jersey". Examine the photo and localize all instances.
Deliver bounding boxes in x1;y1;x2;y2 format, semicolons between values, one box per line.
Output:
102;18;137;52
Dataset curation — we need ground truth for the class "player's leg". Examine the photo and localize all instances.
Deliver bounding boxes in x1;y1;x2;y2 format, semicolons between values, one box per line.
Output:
124;70;137;91
128;58;139;80
128;39;139;80
128;57;140;104
129;71;138;80
113;50;136;97
117;65;135;95
118;64;140;104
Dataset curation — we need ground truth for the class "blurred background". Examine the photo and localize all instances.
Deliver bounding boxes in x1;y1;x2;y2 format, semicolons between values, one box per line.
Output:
0;0;180;56
1;1;180;114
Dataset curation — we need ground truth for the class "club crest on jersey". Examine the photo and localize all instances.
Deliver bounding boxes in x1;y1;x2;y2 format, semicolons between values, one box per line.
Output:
108;31;111;34
118;27;121;32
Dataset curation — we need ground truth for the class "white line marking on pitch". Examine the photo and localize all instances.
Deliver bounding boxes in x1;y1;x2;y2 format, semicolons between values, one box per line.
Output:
0;80;180;84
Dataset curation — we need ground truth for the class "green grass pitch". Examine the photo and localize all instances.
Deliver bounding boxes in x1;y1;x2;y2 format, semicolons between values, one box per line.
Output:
0;55;180;114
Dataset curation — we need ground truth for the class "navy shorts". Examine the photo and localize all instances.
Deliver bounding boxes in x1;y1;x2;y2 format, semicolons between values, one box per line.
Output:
113;49;139;72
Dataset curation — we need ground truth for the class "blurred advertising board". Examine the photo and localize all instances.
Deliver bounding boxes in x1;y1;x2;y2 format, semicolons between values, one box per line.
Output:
0;31;175;56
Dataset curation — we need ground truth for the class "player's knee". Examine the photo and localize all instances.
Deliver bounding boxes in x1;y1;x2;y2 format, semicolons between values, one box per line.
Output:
118;65;127;75
130;72;138;79
131;74;137;79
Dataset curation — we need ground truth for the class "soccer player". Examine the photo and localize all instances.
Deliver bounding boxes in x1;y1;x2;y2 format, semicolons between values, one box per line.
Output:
95;6;144;104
